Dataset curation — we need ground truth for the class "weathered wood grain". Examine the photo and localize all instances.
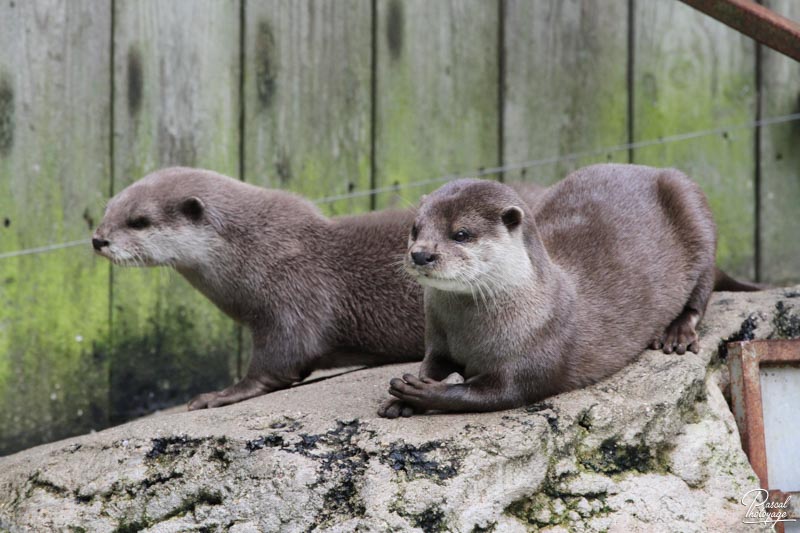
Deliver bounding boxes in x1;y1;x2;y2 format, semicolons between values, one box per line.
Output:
243;0;372;216
503;0;629;185
373;0;499;209
633;0;757;278
111;0;241;422
759;0;800;284
0;0;111;454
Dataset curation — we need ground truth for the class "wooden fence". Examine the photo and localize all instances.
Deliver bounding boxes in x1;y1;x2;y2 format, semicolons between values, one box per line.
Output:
0;0;798;454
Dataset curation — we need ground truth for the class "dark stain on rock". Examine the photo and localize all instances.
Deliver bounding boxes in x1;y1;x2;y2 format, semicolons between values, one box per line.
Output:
255;20;277;108
145;435;204;460
579;437;665;475
410;506;446;532
773;301;800;339
113;517;149;533
386;0;404;60
209;438;231;467
245;433;284;452
309;421;370;524
382;441;459;481
578;407;594;430
161;488;222;522
0;72;14;157
718;313;759;360
127;47;143;117
141;470;184;489
27;471;68;497
525;401;553;413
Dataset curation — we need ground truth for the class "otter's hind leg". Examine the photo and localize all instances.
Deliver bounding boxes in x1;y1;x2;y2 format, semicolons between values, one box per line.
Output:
649;171;716;355
650;265;715;355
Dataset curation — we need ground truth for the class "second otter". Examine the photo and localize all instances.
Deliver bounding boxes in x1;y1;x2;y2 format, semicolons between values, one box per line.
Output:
380;164;721;417
94;167;424;409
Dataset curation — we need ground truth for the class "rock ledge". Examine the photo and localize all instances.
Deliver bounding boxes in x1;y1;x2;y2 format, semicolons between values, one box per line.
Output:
3;287;799;532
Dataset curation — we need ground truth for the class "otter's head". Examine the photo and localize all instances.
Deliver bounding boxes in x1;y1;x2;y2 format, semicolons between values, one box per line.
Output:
406;179;533;294
92;168;224;268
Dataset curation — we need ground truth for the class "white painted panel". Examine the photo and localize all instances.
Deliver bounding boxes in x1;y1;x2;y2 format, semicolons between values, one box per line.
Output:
760;365;800;492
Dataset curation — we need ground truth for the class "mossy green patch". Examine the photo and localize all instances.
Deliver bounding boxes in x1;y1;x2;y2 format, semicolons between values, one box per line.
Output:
577;437;672;476
633;1;756;278
0;4;111;453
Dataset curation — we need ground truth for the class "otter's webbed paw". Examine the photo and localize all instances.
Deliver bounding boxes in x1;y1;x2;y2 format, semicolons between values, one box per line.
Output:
386;373;452;413
187;377;274;410
649;315;700;355
377;398;416;419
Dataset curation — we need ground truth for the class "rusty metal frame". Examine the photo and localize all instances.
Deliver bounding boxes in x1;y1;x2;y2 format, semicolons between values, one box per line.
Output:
679;0;800;62
729;339;800;531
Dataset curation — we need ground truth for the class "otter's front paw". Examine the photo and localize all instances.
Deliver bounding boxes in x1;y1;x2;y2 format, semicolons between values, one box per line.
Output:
387;373;451;412
377;398;416;419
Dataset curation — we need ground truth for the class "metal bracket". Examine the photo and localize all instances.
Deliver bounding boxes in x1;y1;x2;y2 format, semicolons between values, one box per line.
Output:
679;0;800;62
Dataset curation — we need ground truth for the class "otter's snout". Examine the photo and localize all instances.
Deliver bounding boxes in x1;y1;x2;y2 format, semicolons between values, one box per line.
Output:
411;250;437;266
92;237;110;251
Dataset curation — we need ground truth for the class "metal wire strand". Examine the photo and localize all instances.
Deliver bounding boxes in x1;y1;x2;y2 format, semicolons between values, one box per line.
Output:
2;111;799;260
0;239;91;260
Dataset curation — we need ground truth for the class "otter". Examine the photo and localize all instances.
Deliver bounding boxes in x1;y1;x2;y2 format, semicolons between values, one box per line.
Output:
93;167;424;409
379;164;726;418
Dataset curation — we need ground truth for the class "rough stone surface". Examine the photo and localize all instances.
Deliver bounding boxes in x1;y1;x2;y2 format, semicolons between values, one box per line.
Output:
2;287;799;532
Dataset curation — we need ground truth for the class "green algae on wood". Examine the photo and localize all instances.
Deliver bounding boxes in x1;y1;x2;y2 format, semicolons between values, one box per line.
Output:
110;0;241;423
503;0;629;185
373;0;499;209
0;0;112;454
632;0;757;279
243;0;373;216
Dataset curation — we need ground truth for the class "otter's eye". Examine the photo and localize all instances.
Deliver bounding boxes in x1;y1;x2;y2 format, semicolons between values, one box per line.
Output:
411;224;419;240
452;229;470;243
127;216;151;230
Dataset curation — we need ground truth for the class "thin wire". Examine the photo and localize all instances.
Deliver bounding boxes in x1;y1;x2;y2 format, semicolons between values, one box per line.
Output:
312;111;800;205
0;239;91;260
2;111;800;260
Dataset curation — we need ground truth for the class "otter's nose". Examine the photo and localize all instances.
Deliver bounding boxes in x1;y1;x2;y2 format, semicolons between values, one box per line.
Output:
92;238;110;251
411;251;437;266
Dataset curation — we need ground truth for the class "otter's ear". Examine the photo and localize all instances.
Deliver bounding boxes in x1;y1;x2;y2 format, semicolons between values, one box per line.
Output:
501;206;524;230
180;196;205;221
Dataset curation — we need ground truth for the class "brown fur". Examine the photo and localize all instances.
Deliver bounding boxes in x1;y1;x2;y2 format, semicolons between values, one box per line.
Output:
380;164;719;417
93;167;424;409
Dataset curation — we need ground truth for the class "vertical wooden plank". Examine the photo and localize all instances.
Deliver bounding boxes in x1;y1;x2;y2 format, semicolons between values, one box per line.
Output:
503;0;629;185
374;0;499;208
112;0;240;422
633;0;757;278
759;0;800;284
0;0;111;453
244;0;372;216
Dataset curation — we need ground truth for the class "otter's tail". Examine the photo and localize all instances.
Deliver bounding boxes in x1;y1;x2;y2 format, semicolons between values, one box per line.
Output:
713;267;768;292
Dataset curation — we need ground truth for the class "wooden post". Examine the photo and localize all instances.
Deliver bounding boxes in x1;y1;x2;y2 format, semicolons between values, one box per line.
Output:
373;0;499;209
632;0;757;279
243;0;373;216
759;0;800;284
111;0;241;423
503;0;629;185
0;1;112;453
